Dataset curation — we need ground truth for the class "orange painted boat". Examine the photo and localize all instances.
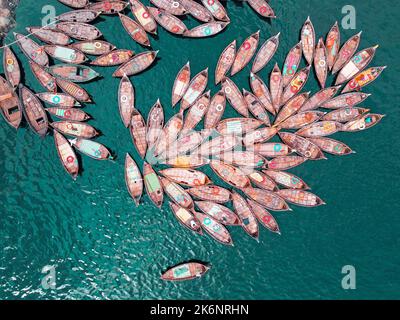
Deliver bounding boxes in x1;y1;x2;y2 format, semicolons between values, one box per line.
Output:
180;0;213;22
326;21;340;71
14;33;49;66
161;177;193;208
252;32;280;73
70;40;116;56
48;64;99;83
118;75;135;127
195;201;239;225
221;77;248;117
143;162;164;208
0;76;21;129
51;120;98;138
231;191;259;240
58;0;88;9
299;86;341;112
86;1;128;14
56;9;100;23
308;137;354;156
36;92;80;108
113;50;158;77
18;85;48;137
148;7;187;35
183;91;210;131
245;169;277;191
146;99;164;149
200;0;229;22
281;65;311;105
322;92;370;109
216;117;262;136
193;210;233;246
180;68;208;112
215;40;236;85
46;107;90;121
169;202;202;234
150;0;188;16
246;199;280;234
164;155;210;168
243;127;278;146
183;21;229;38
267;155;307;170
314;38;328;88
231;31;260;76
341;113;384;132
332;31;362;75
70;138;113;160
273;92;310;126
204;90;226;129
263;170;309;190
129;109;147;159
129;0;157;34
56;22;102;41
159;168;210;187
188;185;231;203
163;131;204;159
301;16;315;65
276;189;325;207
242;187;290;211
197;134;240;157
119;13;151;47
342;66;386;93
3;47;20;88
44;45;87;64
247;0;276;18
270;63;283;113
90;49;134;66
243;89;270;126
210;160;250;188
27;26;71;46
282;41;302;87
171;62;190;107
249;72;274;115
279;111;325;130
247;142;292;158
216;151;267;168
161;262;208;281
153;113;183;157
296;121;342;137
125;153;143;205
322;107;369;123
53;130;79;180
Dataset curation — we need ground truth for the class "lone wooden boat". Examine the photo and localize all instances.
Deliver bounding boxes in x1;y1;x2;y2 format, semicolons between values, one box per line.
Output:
216;117;262;136
332;31;362;75
119;13;151;47
276;189;325;207
44;45;87;64
193;210;233;246
161;262;208;281
231;191;259;240
51;120;98;138
148;7;187;35
27;26;71;46
58;0;88;9
299;86;341;112
296;121;342;137
169;202;202;234
3;47;20;88
341;113;384;132
282;41;302;87
314;38;328;88
263;170;309;189
153;113;183;157
171;62;190;107
143;162;164;208
18;85;48;137
161;177;193;208
150;0;187;16
322;92;371;109
70;138;113;160
47;107;90;121
188;185;231;203
247;0;276;18
243;89;270;126
36;92;81;108
243;127;278;146
308;137;354;156
118;75;135;127
183;21;229;38
180;0;213;22
56;22;102;41
252;32;280;74
0;76;21;129
129;0;157;34
183;91;210;131
56;9;100;23
86;1;127;15
47;64;99;83
29;60;58;93
247;199;280;234
326;21;340;71
159;168;210;187
231;31;260;76
113;50;158;77
70;40;116;56
216;151;267;168
301;16;315;65
246;169;277;191
146;99;164;149
242;187;290;211
210;160;250;189
322;107;369;123
180;68;208;112
249;72;274;114
14;33;49;66
274;92;310;126
221;77;248;117
215;40;236;85
342;66;386;93
247;142;292;158
279;111;325;130
198;134;240;157
270;63;283;112
267;155;307;170
200;0;229;22
204;91;226;129
53;130;79;180
163;155;209;168
129;109;147;159
281;65;311;105
279;132;325;160
195;201;238;225
125;153;143;205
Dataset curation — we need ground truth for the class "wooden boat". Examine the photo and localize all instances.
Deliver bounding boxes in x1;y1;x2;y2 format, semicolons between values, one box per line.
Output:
183;21;229;38
129;109;147;159
180;0;213;22
252;32;280;73
148;7;187;35
322;107;369;123
335;45;378;85
326;21;340;71
263;170;309;189
3;47;20;88
308;137;354;156
118;75;135;127
270;63;283;112
210;160;250;188
273;92;310;126
195;201;238;225
119;13;150;47
0;76;21;129
341;114;384;132
164;155;209;168
58;0;88;9
159;168;210;187
56;22;102;41
188;185;230;203
70;138;112;160
180;68;208;112
113;50;158;77
221;77;248;117
247;0;276;18
231;191;259;240
276;189;325;207
246;169;277;191
169;202;202;234
204;91;226;129
282;41;302;87
279;111;325;130
296;121;342;137
161;177;193;208
299;86;341;112
249;72;274;115
53;130;79;180
342;66;386;93
231;31;260;76
143;162;164;208
150;0;188;16
36;92;81;108
278;132;325;160
267;155;307;170
243;127;278;146
197;134;239;157
125;153;143;205
247;142;292;158
171;62;190;107
146;99;164;149
56;9;100;23
161;261;208;281
18;85;48;137
243;89;270;126
183;91;210;131
47;64;99;83
163;131;204;159
332;31;362;75
129;0;157;34
200;0;229;21
154;113;183;157
301;16;315;65
246;199;280;234
215;40;236;85
70;40;116;56
314;38;328;88
46;107;90;121
14;33;49;66
322;92;371;109
90;49;134;67
242;187;290;211
86;1;128;15
51;120;98;138
26;27;70;46
44;45;87;64
193;210;233;245
216;151;267;168
281;65;311;105
216;117;262;136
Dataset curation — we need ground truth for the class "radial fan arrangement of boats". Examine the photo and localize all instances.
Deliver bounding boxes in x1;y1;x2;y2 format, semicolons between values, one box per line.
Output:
123;17;385;250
